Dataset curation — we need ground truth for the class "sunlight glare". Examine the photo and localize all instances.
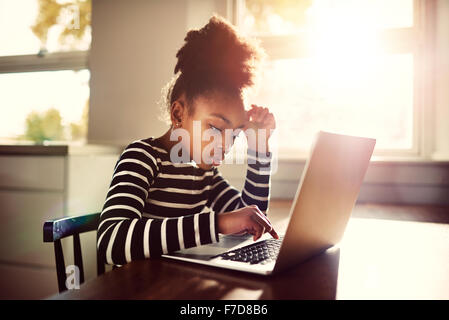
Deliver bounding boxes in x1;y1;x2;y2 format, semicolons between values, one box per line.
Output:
307;0;383;87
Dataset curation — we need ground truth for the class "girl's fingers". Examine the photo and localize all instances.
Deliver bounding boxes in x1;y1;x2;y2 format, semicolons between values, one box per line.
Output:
254;211;279;239
247;105;275;135
262;114;276;132
260;108;269;119
262;110;272;122
248;105;269;123
254;225;264;241
247;226;261;241
250;210;279;240
251;207;273;229
264;113;275;125
255;108;268;123
247;108;257;121
257;226;265;241
249;216;264;240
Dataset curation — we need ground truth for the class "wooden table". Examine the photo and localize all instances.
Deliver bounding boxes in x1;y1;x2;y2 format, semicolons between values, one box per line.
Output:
50;201;449;300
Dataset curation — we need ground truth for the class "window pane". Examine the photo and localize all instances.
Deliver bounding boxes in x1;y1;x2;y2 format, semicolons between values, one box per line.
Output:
242;0;413;36
0;0;91;56
246;54;413;151
0;70;89;143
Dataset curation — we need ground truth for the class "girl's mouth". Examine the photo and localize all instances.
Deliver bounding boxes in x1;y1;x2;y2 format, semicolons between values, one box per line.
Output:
209;149;225;166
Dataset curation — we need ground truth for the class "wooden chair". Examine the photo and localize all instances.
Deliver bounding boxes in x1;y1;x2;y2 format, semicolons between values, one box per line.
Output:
43;212;105;293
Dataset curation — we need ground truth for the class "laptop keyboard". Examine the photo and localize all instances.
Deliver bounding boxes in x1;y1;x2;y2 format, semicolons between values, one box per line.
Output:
214;236;284;265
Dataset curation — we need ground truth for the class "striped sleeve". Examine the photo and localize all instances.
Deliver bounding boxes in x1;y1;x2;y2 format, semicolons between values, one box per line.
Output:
208;148;272;215
96;140;220;266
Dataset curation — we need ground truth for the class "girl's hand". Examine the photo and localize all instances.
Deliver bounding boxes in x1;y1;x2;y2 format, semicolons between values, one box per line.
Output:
243;105;276;153
217;205;279;241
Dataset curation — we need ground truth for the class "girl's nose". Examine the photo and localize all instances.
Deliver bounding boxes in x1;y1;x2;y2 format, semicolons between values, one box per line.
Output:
223;143;232;155
224;137;236;153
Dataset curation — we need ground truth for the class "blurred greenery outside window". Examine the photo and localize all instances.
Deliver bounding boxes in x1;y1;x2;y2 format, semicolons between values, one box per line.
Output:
237;0;432;157
0;0;91;145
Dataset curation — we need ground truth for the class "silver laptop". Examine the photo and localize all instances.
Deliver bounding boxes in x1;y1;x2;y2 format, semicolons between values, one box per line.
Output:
162;131;376;275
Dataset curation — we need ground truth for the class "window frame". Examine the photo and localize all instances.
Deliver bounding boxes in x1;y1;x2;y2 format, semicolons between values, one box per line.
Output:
0;51;88;74
229;0;436;159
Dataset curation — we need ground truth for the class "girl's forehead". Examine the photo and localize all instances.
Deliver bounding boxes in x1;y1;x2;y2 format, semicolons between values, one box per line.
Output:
193;94;247;126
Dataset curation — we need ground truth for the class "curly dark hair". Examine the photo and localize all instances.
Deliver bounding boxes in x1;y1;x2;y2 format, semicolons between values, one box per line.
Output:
163;14;265;117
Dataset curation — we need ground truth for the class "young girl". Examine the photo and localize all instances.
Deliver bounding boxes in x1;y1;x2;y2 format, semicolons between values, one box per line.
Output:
97;15;279;266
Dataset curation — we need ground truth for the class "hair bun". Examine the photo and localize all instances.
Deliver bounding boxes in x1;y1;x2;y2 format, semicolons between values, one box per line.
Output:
174;15;265;91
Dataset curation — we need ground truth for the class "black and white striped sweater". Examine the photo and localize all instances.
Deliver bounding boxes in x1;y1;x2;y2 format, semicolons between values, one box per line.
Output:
96;136;272;266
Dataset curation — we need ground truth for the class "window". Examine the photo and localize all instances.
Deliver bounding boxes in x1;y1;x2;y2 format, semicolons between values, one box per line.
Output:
0;0;91;144
235;0;433;157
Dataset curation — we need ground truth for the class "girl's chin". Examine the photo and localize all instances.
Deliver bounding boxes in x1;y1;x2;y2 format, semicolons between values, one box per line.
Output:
196;161;220;170
203;159;222;168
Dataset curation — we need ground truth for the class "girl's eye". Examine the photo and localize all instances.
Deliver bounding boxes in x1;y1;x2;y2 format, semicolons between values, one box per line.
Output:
209;125;222;133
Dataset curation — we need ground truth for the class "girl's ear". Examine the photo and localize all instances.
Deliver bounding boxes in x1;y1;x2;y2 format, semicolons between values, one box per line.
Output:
170;99;186;126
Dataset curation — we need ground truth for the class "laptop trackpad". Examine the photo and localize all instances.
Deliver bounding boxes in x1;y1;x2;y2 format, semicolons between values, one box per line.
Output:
167;234;253;261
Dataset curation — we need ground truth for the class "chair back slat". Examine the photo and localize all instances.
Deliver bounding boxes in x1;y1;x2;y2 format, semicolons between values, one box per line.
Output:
53;239;66;293
97;250;105;276
73;233;85;284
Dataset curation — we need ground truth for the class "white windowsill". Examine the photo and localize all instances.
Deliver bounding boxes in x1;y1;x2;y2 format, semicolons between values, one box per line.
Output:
263;151;449;165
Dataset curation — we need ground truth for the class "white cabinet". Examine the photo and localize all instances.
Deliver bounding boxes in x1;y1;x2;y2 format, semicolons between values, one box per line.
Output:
0;145;120;299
